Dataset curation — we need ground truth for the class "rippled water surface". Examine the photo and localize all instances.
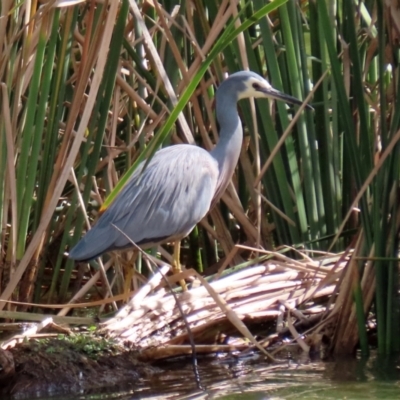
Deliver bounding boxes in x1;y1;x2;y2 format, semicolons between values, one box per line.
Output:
34;352;400;399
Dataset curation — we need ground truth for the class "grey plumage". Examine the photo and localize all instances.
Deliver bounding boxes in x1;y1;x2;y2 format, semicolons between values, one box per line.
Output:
69;71;309;262
70;145;218;260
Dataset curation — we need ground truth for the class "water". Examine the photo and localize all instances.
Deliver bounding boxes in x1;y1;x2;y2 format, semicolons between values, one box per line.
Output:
16;352;400;399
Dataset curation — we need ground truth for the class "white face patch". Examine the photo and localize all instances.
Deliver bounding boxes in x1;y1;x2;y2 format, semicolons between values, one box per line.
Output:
237;77;272;100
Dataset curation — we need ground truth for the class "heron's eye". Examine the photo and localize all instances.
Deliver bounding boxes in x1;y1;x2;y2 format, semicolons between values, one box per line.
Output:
252;82;261;91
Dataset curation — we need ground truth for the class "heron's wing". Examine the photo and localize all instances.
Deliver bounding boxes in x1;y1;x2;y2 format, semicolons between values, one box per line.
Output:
69;144;219;260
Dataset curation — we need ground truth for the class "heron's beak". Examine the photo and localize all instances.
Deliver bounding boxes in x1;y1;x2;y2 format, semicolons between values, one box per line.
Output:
263;86;313;110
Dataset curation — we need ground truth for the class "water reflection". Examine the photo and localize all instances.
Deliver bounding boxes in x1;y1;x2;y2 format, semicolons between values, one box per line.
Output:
128;352;400;399
24;351;400;399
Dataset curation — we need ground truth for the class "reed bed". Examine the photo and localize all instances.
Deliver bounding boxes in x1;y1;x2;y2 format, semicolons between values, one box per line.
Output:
103;251;347;354
0;0;399;357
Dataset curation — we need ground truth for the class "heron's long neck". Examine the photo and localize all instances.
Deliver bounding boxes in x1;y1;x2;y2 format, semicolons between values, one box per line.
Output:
210;93;243;200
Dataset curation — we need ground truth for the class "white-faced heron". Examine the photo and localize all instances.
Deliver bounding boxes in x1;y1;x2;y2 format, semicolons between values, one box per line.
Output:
69;71;310;282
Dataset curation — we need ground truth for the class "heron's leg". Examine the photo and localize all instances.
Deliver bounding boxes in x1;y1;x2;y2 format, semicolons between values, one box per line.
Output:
172;241;181;274
123;251;137;298
172;241;187;291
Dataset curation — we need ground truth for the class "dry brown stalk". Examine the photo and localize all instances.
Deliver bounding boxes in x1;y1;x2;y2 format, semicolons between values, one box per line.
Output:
138;344;251;361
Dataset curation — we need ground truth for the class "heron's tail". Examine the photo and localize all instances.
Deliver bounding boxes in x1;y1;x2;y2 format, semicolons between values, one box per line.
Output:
69;228;111;261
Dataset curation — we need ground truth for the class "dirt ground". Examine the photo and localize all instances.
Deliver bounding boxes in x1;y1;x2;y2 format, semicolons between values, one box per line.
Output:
0;337;160;399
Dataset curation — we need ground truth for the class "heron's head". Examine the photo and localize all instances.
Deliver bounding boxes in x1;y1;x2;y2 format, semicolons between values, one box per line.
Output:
227;71;312;109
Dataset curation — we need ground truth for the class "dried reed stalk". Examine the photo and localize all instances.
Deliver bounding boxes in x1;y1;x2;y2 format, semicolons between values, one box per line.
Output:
104;253;347;354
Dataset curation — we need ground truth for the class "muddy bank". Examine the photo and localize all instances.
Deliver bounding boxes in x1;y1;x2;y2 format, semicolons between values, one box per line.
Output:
0;337;159;399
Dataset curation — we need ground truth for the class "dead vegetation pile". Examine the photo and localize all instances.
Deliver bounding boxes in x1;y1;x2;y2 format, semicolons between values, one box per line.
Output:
103;250;349;360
